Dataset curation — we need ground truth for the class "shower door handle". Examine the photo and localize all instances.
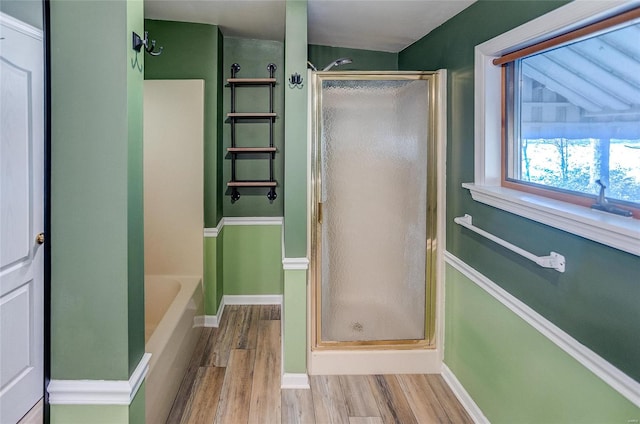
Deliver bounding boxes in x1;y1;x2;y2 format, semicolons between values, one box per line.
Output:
317;202;323;223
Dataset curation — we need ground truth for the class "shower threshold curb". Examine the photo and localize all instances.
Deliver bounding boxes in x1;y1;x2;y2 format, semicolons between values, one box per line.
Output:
308;348;440;375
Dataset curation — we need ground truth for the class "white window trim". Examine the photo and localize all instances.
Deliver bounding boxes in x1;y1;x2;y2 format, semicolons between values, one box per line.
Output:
468;0;640;257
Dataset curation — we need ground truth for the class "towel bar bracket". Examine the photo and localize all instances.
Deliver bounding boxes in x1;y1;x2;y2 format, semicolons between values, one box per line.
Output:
538;252;565;273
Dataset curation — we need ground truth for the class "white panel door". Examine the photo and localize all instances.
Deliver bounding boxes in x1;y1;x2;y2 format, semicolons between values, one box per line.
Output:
0;13;44;424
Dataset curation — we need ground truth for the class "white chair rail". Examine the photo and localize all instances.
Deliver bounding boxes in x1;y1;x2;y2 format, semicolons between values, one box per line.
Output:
454;214;566;273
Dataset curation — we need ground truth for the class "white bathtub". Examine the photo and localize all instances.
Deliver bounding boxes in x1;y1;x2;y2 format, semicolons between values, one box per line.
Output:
145;275;203;424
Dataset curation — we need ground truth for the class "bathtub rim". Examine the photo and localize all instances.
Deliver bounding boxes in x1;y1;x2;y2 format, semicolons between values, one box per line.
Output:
144;274;202;371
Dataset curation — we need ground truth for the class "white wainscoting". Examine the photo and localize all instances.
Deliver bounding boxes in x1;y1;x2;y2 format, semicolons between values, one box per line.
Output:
47;353;151;405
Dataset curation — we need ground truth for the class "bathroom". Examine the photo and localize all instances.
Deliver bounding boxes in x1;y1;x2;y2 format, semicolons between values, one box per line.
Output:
1;0;639;423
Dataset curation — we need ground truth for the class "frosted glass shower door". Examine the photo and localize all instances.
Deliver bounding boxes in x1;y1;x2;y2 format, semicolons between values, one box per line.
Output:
317;76;433;344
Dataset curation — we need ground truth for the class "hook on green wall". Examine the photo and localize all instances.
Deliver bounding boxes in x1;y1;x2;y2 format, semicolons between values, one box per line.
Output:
132;31;163;56
289;73;303;89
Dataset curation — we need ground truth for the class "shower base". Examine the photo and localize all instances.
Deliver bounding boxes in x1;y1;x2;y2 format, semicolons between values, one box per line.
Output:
311;298;440;375
311;269;439;375
322;298;425;342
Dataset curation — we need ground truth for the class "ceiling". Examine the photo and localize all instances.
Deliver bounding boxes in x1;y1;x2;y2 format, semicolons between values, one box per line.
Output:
144;0;476;53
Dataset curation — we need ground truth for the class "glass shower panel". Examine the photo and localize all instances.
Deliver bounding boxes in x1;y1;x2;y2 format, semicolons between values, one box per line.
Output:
320;79;429;342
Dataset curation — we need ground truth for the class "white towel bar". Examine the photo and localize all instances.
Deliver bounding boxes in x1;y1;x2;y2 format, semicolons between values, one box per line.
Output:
454;214;565;273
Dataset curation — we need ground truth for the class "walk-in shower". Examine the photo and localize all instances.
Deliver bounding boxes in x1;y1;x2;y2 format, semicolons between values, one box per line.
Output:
309;71;446;374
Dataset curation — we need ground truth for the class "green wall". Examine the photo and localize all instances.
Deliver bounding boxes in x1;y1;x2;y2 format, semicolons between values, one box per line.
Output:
204;236;218;315
217;31;225;221
445;264;639;422
51;0;144;381
282;0;308;374
144;19;222;227
51;405;129;424
283;0;308;258
50;384;145;424
308;44;397;71
216;231;224;308
205;224;283;316
222;225;283;295
283;269;307;373
129;383;146;424
204;224;283;315
126;0;145;381
222;37;285;216
400;0;640;382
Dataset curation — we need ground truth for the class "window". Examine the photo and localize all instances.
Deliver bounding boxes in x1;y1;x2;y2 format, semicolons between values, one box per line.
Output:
498;8;640;218
467;1;640;257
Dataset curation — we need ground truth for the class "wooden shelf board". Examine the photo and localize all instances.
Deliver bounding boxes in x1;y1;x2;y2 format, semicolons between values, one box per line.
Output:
228;147;276;153
228;181;277;187
227;113;276;118
227;78;276;85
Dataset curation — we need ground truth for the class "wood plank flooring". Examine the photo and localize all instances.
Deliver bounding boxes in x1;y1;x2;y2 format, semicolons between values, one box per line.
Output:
166;305;472;424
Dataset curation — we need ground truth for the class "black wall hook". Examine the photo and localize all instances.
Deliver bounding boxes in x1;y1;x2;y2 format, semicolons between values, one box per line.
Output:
132;31;163;56
289;72;303;88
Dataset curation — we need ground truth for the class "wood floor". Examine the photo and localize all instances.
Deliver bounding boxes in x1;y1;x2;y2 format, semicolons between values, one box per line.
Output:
166;305;472;424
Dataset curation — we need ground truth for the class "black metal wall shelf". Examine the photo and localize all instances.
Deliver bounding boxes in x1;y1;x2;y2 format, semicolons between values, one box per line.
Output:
226;63;278;202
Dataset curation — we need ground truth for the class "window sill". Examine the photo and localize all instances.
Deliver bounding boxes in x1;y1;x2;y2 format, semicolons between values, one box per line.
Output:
462;183;640;257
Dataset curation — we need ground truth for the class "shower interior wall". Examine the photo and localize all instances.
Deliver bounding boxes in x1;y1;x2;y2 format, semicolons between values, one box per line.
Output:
399;0;640;420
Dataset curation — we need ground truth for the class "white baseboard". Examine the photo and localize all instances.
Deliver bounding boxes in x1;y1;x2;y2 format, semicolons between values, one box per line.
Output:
224;294;282;305
202;295;281;327
281;373;310;389
48;353;151;405
441;364;489;424
202;297;226;328
202;315;218;327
